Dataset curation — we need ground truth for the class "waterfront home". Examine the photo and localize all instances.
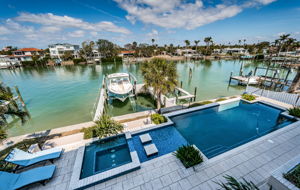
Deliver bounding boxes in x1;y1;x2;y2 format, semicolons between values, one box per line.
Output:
118;50;136;57
1;46;12;52
222;47;248;55
176;48;197;56
12;48;43;61
48;43;80;59
0;55;20;68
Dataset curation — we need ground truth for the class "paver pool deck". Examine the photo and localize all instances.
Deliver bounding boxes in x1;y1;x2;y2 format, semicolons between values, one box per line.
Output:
27;117;300;190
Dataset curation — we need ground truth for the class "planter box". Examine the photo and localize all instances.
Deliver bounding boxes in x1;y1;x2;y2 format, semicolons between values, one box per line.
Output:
268;154;300;190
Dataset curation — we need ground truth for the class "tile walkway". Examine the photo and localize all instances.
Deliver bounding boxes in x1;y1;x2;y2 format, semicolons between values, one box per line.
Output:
28;119;300;190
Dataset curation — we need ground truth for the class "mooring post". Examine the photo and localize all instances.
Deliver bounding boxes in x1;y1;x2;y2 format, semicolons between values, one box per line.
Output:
229;71;233;85
133;81;137;95
194;87;197;101
180;81;183;88
239;61;244;76
254;67;258;76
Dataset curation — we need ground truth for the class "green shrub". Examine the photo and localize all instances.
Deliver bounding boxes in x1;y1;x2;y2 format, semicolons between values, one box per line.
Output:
215;98;227;102
242;94;256;101
81;126;97;139
0;127;7;142
215;175;262;190
284;164;300;188
188;101;213;108
288;107;300;118
151;113;167;124
173;145;203;168
82;115;124;139
73;58;86;64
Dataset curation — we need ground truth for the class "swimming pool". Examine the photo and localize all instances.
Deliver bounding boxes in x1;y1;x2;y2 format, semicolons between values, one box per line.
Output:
171;101;295;158
80;135;131;179
129;126;187;162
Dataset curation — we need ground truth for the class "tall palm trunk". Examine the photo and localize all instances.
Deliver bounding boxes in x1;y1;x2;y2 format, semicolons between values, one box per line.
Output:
156;91;162;111
288;67;300;93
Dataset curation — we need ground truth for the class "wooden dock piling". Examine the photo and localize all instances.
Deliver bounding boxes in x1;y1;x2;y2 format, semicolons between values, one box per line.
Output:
194;87;197;101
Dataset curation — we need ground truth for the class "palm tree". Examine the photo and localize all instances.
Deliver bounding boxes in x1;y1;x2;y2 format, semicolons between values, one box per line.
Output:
184;40;190;49
277;34;291;55
141;58;178;111
151;39;155;46
0;83;29;141
194;40;200;52
204;37;213;55
238;40;242;46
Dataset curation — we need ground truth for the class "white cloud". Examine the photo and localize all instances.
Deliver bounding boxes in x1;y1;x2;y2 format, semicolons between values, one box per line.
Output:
40;26;61;33
15;12;130;34
115;0;277;30
255;0;277;5
147;29;158;38
0;26;10;35
90;31;98;36
68;30;85;38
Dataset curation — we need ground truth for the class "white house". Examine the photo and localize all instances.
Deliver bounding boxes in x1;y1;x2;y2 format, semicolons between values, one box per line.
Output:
12;48;43;61
49;43;80;59
222;48;248;55
176;49;197;56
0;55;21;68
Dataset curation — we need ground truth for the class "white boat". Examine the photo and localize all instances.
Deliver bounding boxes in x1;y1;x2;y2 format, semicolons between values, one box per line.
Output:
106;73;135;102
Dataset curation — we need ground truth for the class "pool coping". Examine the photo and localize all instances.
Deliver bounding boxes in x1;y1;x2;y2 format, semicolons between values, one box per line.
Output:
69;135;141;190
268;154;300;190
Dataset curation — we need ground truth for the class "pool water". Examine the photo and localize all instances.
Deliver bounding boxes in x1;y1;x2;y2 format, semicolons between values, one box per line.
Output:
129;126;187;162
171;101;295;158
81;135;131;179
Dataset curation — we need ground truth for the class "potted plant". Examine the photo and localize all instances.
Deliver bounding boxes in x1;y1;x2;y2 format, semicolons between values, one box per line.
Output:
173;145;203;171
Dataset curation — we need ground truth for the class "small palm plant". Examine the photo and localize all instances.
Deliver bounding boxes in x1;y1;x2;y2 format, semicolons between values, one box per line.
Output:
215;175;271;190
94;115;124;138
173;145;203;169
288;107;300;118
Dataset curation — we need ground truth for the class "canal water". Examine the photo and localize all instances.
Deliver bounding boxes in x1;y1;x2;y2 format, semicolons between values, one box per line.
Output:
0;60;294;136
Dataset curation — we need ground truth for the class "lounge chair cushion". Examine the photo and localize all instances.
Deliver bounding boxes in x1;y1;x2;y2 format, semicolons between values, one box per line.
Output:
139;134;152;144
144;144;158;156
0;165;56;190
5;147;63;167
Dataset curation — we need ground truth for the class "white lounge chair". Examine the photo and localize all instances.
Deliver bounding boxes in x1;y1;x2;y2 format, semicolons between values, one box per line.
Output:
0;165;56;190
5;147;63;168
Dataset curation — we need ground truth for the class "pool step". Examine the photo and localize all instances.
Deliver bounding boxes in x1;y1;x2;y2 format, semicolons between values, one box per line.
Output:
203;145;228;158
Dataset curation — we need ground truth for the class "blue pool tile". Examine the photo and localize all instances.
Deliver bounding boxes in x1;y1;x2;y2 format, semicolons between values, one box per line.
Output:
131;126;188;162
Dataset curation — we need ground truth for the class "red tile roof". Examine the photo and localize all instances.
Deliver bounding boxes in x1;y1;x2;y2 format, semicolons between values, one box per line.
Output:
120;50;135;54
15;48;43;52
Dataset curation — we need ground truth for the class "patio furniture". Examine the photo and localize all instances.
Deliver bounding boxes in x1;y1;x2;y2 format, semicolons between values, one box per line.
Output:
0;165;56;190
5;147;63;168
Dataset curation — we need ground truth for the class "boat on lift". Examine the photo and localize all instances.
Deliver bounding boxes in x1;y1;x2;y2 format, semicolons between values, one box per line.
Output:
106;73;136;102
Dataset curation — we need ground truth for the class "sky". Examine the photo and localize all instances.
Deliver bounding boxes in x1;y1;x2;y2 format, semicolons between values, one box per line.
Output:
0;0;300;48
